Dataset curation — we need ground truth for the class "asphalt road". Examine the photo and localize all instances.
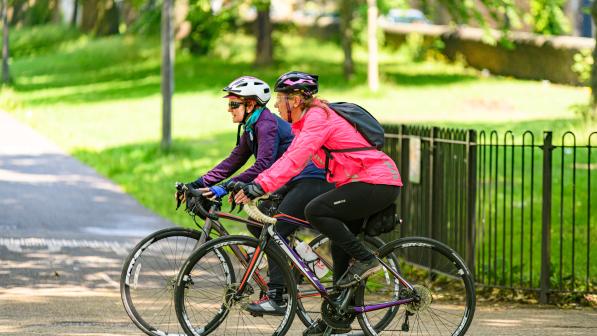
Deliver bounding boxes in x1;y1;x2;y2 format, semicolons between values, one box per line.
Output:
1;111;595;336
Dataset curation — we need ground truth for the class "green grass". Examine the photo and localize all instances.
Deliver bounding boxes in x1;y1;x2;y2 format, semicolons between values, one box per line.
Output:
1;27;594;240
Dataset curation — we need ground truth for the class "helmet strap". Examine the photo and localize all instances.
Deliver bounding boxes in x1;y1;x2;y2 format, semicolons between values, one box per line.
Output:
241;101;251;124
284;99;293;123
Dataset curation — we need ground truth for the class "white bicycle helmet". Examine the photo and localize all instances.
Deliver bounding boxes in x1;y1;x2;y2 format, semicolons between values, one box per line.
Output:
222;76;271;105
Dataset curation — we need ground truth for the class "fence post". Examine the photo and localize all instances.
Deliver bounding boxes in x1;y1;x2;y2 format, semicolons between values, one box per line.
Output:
540;131;553;304
429;127;439;239
399;124;407;237
466;129;477;278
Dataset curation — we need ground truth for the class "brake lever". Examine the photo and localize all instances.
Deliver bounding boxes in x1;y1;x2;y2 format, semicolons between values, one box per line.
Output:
176;195;182;210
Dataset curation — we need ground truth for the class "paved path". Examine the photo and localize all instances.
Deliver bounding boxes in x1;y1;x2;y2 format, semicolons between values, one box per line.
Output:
0;111;595;335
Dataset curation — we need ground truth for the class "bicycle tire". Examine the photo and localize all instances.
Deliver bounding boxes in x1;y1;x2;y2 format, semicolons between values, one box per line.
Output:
355;237;476;336
120;227;206;336
174;235;297;336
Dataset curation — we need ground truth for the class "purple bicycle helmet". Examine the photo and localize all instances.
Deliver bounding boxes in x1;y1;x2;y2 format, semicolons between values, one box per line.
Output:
274;71;319;97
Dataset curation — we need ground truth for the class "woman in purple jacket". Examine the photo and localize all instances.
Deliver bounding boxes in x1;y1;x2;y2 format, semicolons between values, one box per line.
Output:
184;76;332;315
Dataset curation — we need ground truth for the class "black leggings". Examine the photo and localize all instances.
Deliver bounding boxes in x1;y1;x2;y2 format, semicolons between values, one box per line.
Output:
305;182;401;283
246;178;334;289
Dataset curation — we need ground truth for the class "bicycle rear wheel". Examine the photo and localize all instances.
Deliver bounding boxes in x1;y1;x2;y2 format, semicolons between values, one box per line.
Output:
120;227;206;336
174;235;297;336
355;237;476;336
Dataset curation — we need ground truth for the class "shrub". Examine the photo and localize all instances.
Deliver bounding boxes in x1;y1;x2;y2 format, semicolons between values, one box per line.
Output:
3;24;81;58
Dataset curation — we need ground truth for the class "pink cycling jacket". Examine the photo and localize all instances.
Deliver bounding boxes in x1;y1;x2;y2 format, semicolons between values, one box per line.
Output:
255;101;403;193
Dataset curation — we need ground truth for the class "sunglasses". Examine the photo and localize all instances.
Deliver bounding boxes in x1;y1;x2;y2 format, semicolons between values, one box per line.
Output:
228;101;243;109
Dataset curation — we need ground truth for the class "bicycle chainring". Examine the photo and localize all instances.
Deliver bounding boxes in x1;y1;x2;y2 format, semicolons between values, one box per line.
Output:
321;300;356;329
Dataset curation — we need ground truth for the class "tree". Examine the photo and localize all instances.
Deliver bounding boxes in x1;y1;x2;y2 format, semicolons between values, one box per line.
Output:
71;0;79;27
254;0;273;66
80;0;120;35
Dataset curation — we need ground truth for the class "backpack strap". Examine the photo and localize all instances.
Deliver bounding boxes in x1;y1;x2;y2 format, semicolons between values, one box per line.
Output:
322;146;379;177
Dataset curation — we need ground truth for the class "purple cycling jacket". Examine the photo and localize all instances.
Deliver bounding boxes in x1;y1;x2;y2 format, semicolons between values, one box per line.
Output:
201;108;324;186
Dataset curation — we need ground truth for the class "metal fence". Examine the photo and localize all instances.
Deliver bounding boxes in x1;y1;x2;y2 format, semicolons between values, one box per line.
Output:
382;125;477;273
382;125;596;302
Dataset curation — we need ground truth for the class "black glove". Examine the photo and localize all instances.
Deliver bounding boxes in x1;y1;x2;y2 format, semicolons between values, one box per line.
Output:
242;182;266;200
226;181;247;194
186;177;205;190
221;179;237;192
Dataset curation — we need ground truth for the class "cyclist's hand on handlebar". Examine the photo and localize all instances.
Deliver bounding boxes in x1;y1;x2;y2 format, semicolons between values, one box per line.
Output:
199;186;228;201
233;182;266;204
174;182;187;209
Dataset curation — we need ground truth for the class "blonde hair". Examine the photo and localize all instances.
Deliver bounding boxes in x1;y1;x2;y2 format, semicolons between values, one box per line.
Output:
288;94;331;117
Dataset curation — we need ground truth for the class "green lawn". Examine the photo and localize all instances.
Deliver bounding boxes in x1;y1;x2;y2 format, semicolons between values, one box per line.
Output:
1;28;593;236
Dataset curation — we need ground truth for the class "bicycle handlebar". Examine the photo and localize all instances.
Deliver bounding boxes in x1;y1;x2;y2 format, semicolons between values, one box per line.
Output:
175;182;214;220
244;198;277;225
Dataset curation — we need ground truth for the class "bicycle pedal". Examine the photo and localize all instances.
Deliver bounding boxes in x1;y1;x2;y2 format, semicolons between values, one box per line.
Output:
250;312;264;317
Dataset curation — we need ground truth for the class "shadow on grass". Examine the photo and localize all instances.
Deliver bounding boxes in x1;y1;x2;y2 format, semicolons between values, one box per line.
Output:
384;70;477;86
10;34;479;106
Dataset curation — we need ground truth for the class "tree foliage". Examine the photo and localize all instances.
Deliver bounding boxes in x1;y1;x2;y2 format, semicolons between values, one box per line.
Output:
182;1;238;56
527;0;570;35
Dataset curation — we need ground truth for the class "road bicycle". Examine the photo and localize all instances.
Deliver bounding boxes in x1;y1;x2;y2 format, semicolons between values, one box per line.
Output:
120;184;387;336
173;197;476;336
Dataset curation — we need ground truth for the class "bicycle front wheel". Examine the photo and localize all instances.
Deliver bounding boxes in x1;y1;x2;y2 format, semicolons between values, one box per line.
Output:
174;235;297;336
120;227;206;336
355;237;476;336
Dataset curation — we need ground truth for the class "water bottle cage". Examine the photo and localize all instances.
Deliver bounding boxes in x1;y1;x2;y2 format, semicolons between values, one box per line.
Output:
303;258;319;269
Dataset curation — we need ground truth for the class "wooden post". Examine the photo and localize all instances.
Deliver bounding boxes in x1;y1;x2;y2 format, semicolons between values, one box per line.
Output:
161;0;174;150
367;0;379;92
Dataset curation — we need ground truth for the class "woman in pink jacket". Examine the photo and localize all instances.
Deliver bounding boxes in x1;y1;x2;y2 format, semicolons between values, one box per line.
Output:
235;71;402;332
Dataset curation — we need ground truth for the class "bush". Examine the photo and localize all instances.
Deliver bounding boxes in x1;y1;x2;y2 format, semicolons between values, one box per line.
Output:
3;24;81;58
571;49;592;85
182;1;238;56
399;33;445;63
128;2;162;36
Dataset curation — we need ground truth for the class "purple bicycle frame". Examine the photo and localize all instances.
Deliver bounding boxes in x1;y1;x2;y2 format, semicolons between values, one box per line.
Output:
236;215;418;314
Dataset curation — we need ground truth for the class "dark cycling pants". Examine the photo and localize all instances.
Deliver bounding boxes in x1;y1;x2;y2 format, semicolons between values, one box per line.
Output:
246;178;334;290
304;182;400;283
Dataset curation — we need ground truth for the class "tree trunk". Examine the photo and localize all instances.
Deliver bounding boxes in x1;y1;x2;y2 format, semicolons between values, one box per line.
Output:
10;0;26;26
71;0;79;27
591;1;597;105
95;0;119;35
367;0;379;92
255;4;273;66
81;0;98;32
339;0;354;80
2;0;10;85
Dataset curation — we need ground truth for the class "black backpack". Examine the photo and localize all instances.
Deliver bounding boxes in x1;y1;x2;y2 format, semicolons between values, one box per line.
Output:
323;102;385;176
